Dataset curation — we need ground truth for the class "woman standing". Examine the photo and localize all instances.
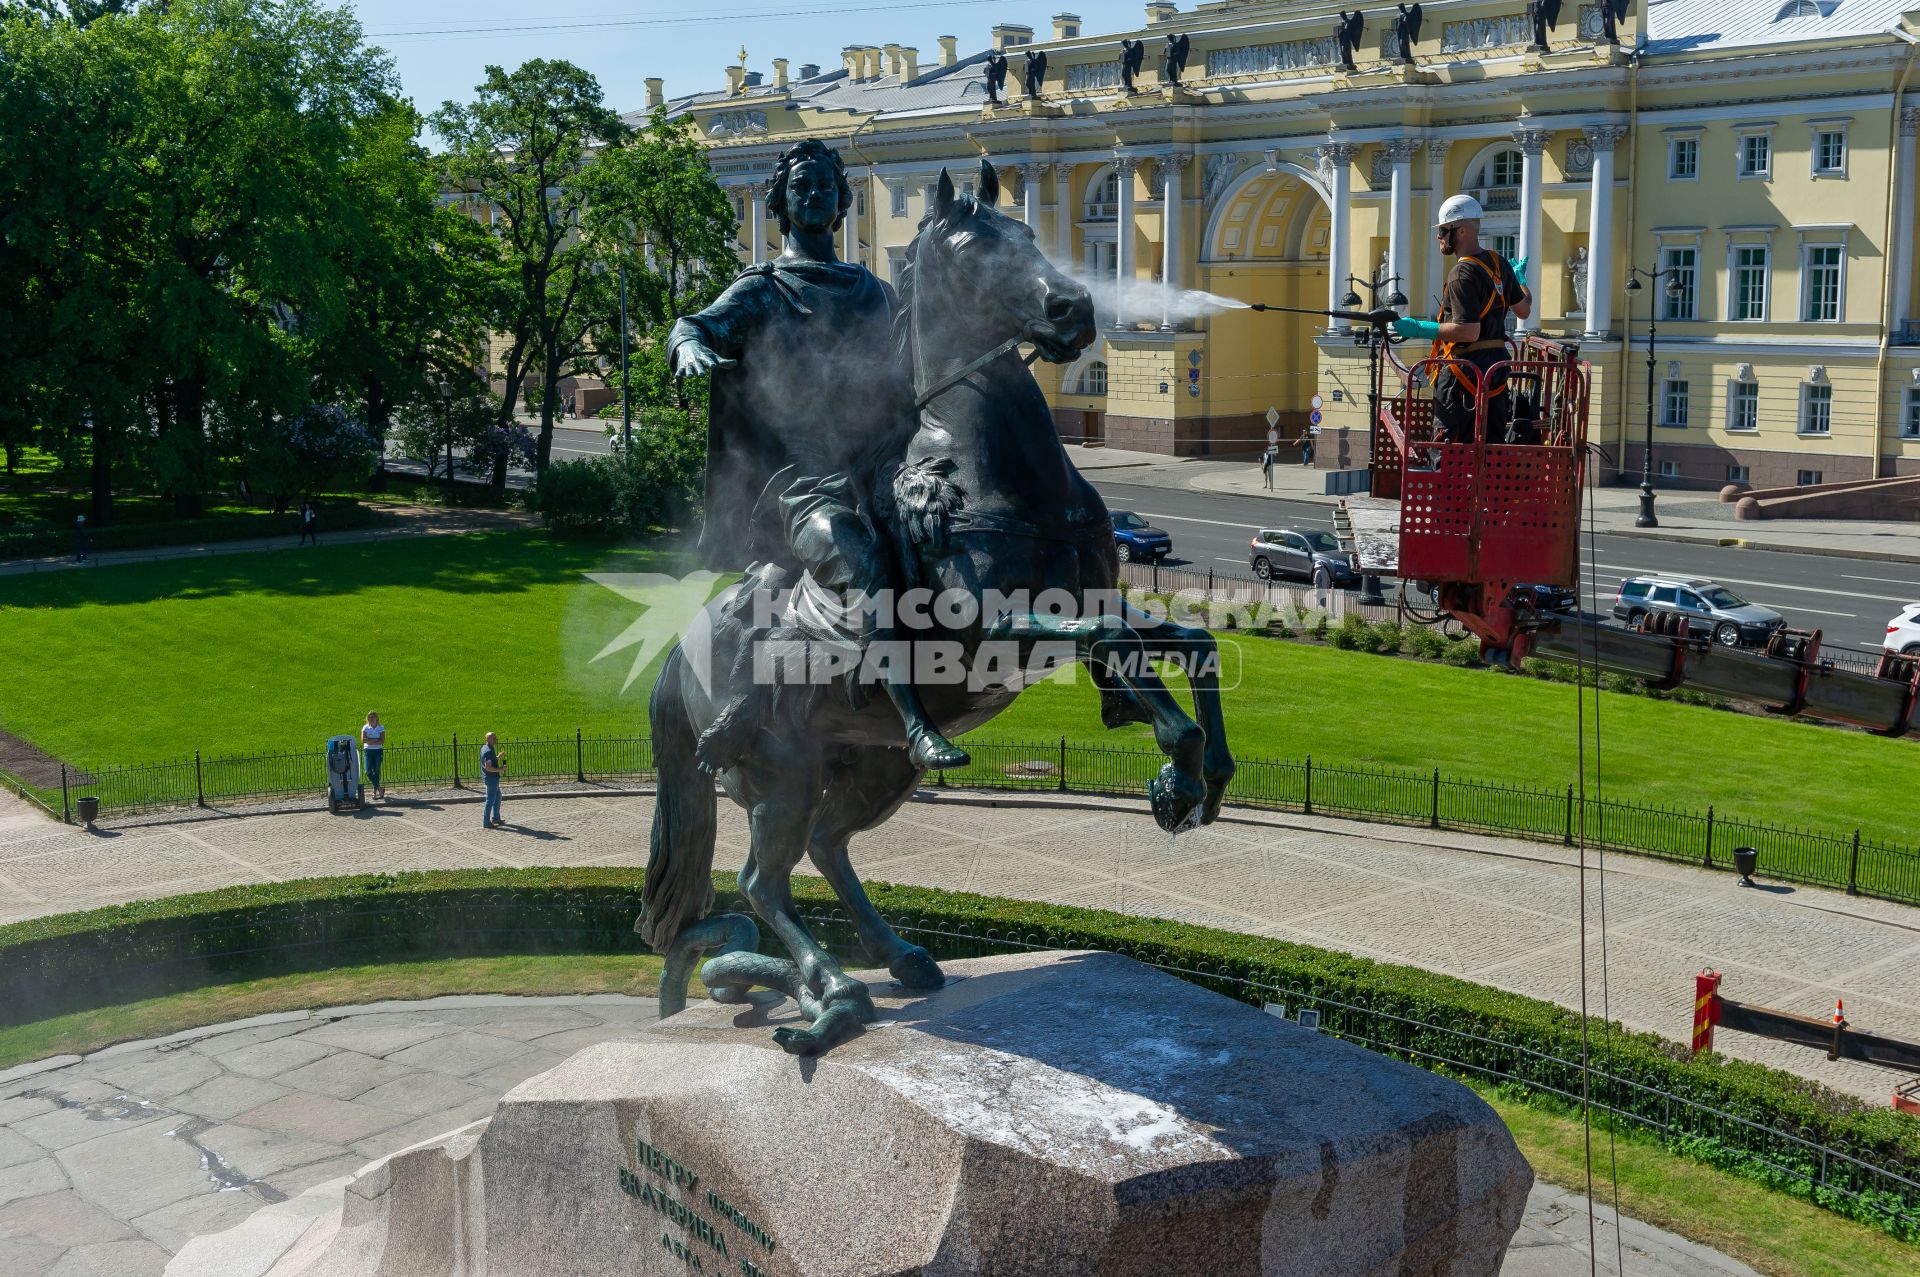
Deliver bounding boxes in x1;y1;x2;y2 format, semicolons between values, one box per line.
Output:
360;711;387;800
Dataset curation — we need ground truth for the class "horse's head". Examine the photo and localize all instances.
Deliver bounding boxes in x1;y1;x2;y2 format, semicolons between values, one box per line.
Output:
915;159;1095;364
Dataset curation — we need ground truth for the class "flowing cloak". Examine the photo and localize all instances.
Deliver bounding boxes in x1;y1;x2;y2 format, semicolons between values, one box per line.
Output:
667;260;912;572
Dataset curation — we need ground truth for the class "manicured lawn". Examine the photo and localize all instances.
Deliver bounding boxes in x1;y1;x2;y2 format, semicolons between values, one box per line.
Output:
1;528;1912;843
0;529;696;765
0;953;668;1071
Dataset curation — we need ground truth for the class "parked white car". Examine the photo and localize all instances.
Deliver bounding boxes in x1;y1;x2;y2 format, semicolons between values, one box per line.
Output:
1883;604;1920;656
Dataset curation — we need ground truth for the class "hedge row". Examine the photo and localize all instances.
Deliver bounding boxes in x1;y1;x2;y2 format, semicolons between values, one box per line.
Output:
3;868;1916;1233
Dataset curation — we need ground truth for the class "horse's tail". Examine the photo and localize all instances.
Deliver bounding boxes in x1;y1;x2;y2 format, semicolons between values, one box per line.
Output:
639;644;717;955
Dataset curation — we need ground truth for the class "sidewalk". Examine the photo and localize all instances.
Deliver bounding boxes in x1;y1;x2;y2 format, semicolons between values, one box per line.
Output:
0;503;540;577
4;788;1916;1104
1068;441;1920;562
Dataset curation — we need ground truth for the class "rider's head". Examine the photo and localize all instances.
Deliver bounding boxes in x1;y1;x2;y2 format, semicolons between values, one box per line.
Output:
768;139;851;237
1435;193;1485;258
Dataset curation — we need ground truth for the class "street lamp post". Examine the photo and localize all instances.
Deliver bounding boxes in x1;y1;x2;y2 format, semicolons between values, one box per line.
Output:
438;378;453;501
618;260;633;449
1623;266;1686;528
1342;270;1407;608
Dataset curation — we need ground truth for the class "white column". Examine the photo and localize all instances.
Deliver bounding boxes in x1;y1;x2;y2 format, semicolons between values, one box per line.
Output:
1159;154;1191;329
1319;140;1361;328
1114;152;1138;325
750;181;768;264
1385;139;1421;308
1054;164;1074;261
842;172;861;264
1514;127;1549;333
1022;162;1045;229
1424;138;1453;318
1583;126;1627;339
1894;106;1920;332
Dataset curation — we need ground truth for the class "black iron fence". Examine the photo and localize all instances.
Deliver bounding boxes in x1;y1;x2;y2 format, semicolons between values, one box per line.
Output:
57;733;1920;907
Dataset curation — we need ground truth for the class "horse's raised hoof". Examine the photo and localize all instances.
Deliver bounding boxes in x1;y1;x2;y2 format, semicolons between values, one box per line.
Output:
889;945;945;990
1149;762;1207;834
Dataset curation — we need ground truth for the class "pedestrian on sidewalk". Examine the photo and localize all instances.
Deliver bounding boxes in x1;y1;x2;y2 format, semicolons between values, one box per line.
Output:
480;731;505;827
73;515;89;565
1260;447;1275;490
1301;430;1315;468
297;500;318;546
360;711;386;800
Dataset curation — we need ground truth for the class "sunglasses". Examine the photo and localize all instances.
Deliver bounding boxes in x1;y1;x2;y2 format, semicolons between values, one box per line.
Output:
1436;224;1461;239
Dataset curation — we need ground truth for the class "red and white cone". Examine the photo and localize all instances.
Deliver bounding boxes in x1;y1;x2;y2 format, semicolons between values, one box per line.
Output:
1832;998;1846;1027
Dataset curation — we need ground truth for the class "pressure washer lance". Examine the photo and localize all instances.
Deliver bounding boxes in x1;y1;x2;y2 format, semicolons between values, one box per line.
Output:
1248;303;1400;328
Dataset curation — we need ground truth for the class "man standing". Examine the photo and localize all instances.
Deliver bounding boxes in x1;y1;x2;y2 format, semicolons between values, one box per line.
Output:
480;731;504;828
668;139;967;771
360;711;386;801
298;500;318;547
1260;446;1274;490
1394;195;1531;444
73;515;89;565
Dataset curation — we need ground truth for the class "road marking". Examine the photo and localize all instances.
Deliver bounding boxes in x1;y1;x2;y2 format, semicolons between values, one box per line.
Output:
1842;573;1920;591
1582;563;1910;606
1128;509;1333;533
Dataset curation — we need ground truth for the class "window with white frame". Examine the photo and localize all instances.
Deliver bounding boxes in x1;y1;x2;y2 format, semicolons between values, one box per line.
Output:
1797;469;1823;486
1800;382;1832;435
1904;387;1920;438
1085;168;1121;221
1813;129;1846;176
1727;465;1751;484
890;183;907;217
1668;136;1699;180
1728;379;1760;431
1491;232;1519;262
856;188;867;217
1659;460;1681;479
1732;246;1769;320
1802;244;1843;321
1660;246;1697;320
1076;361;1108;396
1488;149;1524;188
1661;379;1690;427
1738;132;1772;179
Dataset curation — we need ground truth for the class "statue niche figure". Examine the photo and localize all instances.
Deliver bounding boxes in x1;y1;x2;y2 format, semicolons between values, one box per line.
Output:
1022;47;1048;97
1393;3;1423;64
1163;32;1191;86
982;48;1009;103
1334;10;1366;73
646;149;1236;1055
1528;0;1562;52
1599;0;1630;43
1120;38;1146;91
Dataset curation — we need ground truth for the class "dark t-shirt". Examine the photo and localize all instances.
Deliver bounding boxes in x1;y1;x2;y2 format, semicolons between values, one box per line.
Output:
1442;251;1523;341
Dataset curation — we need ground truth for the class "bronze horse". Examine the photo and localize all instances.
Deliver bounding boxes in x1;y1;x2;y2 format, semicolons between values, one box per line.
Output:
641;159;1234;1053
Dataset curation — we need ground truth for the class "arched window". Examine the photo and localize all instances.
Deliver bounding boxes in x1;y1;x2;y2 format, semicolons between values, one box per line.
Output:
1076;361;1109;395
1484;149;1524;188
1084;169;1121;221
1774;0;1823;19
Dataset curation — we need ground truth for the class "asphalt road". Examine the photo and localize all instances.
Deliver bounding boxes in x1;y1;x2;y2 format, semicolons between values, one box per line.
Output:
537;422;1918;656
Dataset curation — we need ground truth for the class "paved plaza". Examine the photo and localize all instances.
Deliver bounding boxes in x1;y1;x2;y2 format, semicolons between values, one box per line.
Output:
2;788;1916;1102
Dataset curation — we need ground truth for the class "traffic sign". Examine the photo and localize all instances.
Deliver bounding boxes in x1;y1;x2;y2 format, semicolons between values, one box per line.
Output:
1265;406;1281;428
1310;394;1324;410
1187;350;1202;367
1309;409;1323;425
1187;385;1200;397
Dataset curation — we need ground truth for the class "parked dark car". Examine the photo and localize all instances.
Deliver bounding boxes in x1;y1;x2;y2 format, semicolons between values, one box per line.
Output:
1110;510;1171;562
1612;575;1784;647
1250;528;1358;586
1512;583;1579;613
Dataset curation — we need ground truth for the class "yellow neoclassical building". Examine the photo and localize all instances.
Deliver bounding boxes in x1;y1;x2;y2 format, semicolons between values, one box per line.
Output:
651;0;1920;490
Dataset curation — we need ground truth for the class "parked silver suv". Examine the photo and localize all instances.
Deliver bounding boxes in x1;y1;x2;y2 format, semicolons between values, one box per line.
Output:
1611;575;1784;647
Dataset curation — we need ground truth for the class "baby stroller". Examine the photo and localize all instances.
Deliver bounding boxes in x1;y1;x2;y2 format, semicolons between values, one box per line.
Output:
325;735;365;813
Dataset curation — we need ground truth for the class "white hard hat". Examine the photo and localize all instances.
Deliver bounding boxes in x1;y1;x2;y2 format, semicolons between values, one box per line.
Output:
1436;194;1484;226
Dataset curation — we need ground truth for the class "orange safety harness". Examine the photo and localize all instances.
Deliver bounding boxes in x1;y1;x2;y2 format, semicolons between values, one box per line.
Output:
1426;252;1524;397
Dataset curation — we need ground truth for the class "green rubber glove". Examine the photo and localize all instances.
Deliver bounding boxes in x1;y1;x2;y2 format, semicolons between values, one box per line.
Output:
1392;316;1441;340
1510;256;1529;283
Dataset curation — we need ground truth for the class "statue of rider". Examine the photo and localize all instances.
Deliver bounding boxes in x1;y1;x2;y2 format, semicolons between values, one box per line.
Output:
668;140;969;771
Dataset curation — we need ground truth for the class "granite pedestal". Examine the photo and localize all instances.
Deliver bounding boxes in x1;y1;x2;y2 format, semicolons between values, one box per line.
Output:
169;950;1531;1276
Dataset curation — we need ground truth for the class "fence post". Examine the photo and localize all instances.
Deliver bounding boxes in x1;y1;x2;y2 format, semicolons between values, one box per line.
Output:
61;763;70;825
195;750;206;808
1564;784;1574;846
1208;567;1215;596
576;728;586;784
1847;830;1860;896
1430;768;1441;829
1303;755;1313;816
1703;805;1714;869
1057;736;1068;793
452;733;460;790
1152;560;1159;593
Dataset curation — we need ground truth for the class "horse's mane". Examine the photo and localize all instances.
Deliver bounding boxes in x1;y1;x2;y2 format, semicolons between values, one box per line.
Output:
892;194;985;374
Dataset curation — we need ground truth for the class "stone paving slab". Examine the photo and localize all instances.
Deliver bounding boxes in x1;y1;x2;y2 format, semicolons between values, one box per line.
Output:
4;791;1918;1103
0;997;1758;1277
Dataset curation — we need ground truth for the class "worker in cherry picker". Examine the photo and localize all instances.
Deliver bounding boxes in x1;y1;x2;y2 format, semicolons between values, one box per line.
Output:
1391;194;1531;444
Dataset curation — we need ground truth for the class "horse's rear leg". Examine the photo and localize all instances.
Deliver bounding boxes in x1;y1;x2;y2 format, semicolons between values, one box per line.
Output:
1117;604;1235;823
807;748;944;989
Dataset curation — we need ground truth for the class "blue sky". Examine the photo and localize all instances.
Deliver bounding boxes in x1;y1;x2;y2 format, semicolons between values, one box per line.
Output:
346;0;1149;117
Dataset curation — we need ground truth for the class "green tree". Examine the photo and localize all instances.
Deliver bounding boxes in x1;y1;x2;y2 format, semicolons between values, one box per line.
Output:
2;0;145;26
431;60;626;482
